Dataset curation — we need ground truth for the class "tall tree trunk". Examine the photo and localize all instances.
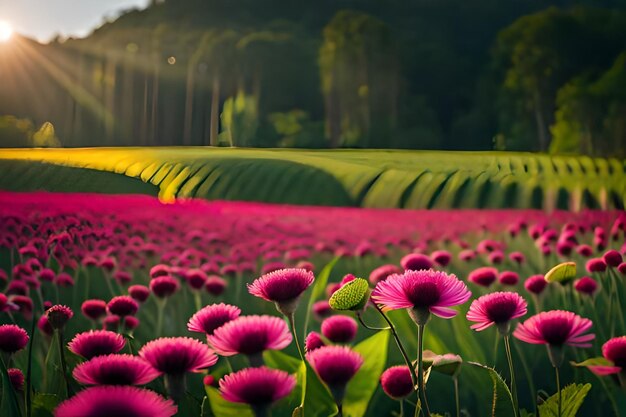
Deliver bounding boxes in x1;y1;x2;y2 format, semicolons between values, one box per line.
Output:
209;74;221;146
183;62;196;146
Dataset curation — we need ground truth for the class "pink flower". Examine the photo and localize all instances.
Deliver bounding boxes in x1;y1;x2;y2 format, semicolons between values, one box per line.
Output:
150;276;180;298
586;258;607;273
150;264;171;278
129;285;150;303
576;245;593;257
588;336;626;376
574;277;598;296
248;268;314;314
371;269;471;323
321;315;358;343
509;252;525;265
37;315;53;336
73;354;161;385
54;385;177;417
498;271;519;286
0;324;29;354
430;250;452;267
46;305;73;329
380;365;413;400
305;332;326;352
205;276;227;296
369;264;402;285
68;330;126;359
187;303;241;336
513;310;594;365
400;254;433;271
81;299;107;321
307;345;363;388
139;337;217;375
602;250;622;268
466;292;527;333
185;269;207;290
524;275;547;295
207;315;292;357
312;301;332;321
107;296;139;317
219;367;296;408
8;368;24;391
468;267;498;287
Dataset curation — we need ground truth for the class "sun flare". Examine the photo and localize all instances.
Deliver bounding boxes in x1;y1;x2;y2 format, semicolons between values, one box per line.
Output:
0;20;13;42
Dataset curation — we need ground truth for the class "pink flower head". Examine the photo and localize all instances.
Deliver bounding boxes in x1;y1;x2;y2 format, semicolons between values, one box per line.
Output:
513;310;594;366
187;303;241;336
261;261;286;275
509;252;525;265
207;315;292;357
524;275;547;295
305;331;326;352
37;315;53;336
306;345;363;389
150;264;171;279
321;315;358;343
0;324;29;354
312;300;332;321
618;262;626;275
68;330;126;359
114;271;132;285
295;260;314;272
498;271;519;286
103;315;121;331
55;273;74;287
459;250;476;262
219;367;296;409
574;277;598;296
430;250;452;267
369;264;402;285
81;299;107;321
576;245;593;257
488;251;504;265
380;365;413;400
139;337;217;375
107;296;139;317
468;267;498;287
588;336;626;376
8;368;24;391
205;276;227;296
400;254;433;271
125;316;140;331
73;354;161;385
372;269;471;324
129;285;150;303
185;269;208;290
248;268;314;311
586;258;607;273
38;268;55;282
603;250;622;267
466;292;527;333
54;385;177;417
150;276;180;298
46;304;73;329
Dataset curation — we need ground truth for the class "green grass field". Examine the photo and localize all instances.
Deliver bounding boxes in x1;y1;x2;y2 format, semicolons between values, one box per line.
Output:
0;147;624;209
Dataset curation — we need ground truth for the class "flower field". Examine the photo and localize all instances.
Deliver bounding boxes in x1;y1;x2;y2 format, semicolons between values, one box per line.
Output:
0;191;625;417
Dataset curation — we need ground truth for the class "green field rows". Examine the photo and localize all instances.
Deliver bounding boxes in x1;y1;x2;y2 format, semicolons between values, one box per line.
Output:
0;147;624;209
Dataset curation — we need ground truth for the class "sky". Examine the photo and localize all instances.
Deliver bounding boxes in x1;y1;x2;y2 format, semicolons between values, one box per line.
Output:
0;0;150;42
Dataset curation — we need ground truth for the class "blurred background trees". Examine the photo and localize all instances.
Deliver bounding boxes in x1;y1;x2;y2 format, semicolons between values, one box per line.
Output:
0;0;625;157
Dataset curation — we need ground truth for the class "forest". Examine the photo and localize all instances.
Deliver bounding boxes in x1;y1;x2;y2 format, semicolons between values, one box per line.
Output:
0;0;625;157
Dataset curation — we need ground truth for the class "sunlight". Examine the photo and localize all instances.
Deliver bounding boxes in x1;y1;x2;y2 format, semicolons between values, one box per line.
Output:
0;20;13;42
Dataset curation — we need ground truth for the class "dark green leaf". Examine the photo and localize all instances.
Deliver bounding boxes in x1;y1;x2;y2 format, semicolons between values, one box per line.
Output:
303;256;340;339
43;332;68;399
538;383;591;417
0;357;21;417
467;362;515;417
32;393;59;417
205;385;254;417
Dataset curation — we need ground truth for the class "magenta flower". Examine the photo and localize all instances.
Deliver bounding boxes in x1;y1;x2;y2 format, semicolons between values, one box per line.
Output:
8;368;24;391
307;345;363;390
150;276;180;298
380;365;413;400
602;250;622;268
46;305;73;330
498;271;519;286
466;292;527;333
37;315;53;336
430;250;452;267
185;269;208;290
219;367;296;413
0;324;29;354
150;264;171;279
586;258;607;273
468;267;498;287
54;385;177;417
129;285;150;303
107;296;139;317
369;264;402;285
81;299;107;321
372;269;471;324
524;275;547;295
73;354;161;385
207;315;292;358
205;276;227;296
587;336;626;376
400;253;433;271
574;277;598;296
68;330;126;359
509;252;525;265
248;268;314;315
312;300;332;321
139;337;217;376
321;315;358;343
576;245;593;257
187;303;241;336
305;331;326;352
513;310;594;366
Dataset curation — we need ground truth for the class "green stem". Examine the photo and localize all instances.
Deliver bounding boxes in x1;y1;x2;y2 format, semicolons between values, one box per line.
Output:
57;329;71;396
555;366;561;417
156;299;166;336
288;313;304;361
400;398;405;417
26;316;36;417
356;312;389;330
453;376;460;417
504;336;519;417
417;324;430;417
513;338;536;415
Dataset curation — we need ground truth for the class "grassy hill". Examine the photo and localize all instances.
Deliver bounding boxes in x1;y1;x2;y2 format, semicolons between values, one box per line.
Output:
0;148;623;210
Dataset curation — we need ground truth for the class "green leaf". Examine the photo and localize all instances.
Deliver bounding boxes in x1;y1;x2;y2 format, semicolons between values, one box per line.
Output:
328;278;370;311
544;262;577;283
343;330;390;417
570;357;612;367
538;383;591;417
467;362;515;417
43;332;68;399
206;385;254;417
32;393;59;417
302;361;338;417
0;357;20;417
303;256;340;339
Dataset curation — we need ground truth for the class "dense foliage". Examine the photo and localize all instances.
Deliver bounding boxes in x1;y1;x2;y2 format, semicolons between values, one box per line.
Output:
0;1;625;155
